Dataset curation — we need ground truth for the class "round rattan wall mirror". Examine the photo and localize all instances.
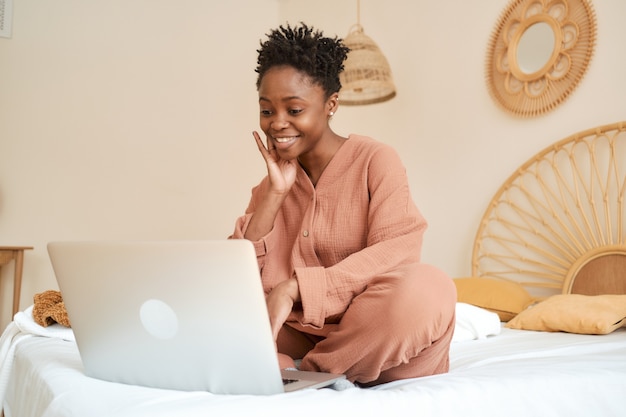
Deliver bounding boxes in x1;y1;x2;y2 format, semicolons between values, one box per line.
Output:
485;0;596;117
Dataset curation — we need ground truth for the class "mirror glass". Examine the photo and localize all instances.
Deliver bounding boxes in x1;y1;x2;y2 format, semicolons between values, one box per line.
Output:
516;22;555;74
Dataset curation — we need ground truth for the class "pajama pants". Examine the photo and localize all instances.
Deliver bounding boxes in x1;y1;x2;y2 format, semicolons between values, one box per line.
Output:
277;263;457;386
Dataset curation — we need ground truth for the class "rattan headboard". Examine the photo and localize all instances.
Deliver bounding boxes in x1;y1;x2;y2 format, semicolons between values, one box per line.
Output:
472;121;626;298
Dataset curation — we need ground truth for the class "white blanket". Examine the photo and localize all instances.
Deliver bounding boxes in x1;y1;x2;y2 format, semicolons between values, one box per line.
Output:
0;306;74;409
452;302;501;342
0;302;500;414
3;304;626;417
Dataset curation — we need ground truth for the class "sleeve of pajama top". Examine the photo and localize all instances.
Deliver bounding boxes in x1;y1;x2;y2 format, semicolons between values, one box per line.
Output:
230;135;427;329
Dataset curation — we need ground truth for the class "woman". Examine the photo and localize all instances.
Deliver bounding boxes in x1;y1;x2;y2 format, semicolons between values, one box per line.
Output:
230;23;456;387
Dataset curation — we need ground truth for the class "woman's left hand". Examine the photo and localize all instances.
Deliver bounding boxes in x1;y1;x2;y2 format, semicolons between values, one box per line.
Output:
265;278;300;341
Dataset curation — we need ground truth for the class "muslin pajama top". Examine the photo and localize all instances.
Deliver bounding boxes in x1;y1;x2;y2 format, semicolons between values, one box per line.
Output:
231;135;456;384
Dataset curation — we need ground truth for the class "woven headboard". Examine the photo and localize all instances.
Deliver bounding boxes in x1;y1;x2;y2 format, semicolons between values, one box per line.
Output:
472;121;626;298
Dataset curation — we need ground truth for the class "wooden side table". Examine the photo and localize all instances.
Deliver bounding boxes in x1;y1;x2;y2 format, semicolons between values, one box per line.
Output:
0;246;33;317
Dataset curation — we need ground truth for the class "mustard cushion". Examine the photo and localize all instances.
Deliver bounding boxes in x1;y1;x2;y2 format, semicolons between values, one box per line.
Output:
506;294;626;335
454;277;534;322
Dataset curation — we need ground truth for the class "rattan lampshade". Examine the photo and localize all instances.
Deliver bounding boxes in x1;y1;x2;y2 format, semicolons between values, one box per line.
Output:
339;24;396;105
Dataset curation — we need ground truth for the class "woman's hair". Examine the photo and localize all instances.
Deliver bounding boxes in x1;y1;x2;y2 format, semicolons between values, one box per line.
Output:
255;23;349;98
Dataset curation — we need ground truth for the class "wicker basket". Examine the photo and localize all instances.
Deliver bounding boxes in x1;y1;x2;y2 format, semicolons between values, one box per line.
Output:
339;25;396;105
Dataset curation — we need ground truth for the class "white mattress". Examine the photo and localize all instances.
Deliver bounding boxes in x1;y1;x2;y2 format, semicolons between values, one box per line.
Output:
4;323;626;417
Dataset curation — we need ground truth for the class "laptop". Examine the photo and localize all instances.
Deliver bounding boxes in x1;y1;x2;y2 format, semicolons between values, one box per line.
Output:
47;239;345;395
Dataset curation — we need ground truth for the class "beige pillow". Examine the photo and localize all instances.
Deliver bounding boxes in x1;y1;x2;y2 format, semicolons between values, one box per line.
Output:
506;294;626;335
454;277;534;322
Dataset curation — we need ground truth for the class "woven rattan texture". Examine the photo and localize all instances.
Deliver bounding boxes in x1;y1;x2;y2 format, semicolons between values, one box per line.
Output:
472;122;626;298
339;25;396;105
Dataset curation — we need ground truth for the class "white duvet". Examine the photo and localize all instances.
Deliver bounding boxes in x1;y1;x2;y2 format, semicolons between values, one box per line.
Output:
2;304;626;417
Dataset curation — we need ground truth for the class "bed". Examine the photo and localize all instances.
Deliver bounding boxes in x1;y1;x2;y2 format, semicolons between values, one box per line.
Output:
2;121;626;417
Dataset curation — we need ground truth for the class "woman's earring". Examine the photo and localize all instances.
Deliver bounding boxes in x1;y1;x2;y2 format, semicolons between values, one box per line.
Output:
329;111;334;116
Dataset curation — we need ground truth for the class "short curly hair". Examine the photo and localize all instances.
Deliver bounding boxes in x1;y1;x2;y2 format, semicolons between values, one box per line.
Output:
255;23;349;98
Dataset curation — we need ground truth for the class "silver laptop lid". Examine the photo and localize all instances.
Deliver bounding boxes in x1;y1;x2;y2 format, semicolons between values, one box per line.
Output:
48;240;284;395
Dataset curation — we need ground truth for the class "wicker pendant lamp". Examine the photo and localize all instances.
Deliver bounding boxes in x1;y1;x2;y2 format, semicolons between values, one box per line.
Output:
339;0;396;105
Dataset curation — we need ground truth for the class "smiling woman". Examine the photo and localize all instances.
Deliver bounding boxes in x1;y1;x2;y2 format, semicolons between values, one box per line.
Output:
229;23;457;386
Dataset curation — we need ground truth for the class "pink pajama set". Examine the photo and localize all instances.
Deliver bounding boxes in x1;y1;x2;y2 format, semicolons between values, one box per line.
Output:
231;135;456;386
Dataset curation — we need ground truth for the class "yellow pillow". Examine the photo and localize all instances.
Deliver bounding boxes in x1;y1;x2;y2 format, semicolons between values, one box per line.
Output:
454;277;534;322
506;294;626;335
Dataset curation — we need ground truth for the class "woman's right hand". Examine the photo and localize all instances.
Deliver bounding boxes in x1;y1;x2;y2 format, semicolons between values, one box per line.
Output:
253;131;297;196
244;132;297;241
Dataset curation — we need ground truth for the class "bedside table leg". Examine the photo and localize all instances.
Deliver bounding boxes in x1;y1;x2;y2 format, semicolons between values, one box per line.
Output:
12;250;25;317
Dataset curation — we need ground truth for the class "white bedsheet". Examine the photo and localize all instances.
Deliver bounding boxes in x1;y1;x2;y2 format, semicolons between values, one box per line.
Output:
3;317;626;417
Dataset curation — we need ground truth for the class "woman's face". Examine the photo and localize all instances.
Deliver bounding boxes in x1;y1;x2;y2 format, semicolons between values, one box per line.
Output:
258;66;336;161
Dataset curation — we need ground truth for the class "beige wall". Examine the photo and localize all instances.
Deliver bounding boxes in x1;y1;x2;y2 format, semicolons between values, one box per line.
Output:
278;1;626;278
1;0;624;328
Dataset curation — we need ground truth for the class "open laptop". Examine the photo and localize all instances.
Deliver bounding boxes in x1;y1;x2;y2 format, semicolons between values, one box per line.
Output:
47;240;345;395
